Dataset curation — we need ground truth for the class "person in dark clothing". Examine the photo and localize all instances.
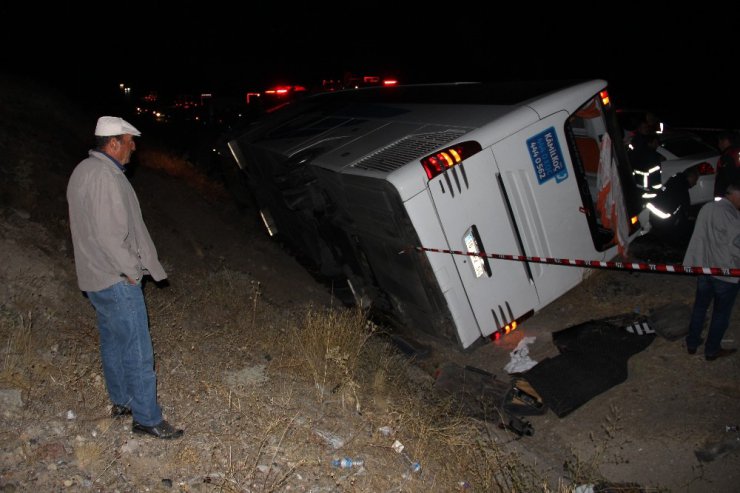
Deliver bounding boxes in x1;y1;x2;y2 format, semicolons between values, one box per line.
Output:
629;120;653;151
647;166;699;244
629;132;663;171
630;133;664;196
714;130;740;197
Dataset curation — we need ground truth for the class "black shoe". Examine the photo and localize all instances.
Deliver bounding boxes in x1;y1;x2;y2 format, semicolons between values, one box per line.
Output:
706;348;737;361
132;420;184;439
686;337;703;355
111;404;132;418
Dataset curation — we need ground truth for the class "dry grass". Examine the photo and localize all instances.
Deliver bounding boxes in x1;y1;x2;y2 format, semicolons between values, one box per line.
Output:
0;218;590;492
0;309;33;388
383;393;559;492
276;300;576;491
0;133;622;492
0;246;593;492
137;146;227;201
290;306;374;410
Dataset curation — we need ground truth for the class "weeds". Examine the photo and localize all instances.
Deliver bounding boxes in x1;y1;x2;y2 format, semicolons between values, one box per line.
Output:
250;280;262;328
136;147;227;201
294;306;374;409
0;309;33;387
0;263;640;493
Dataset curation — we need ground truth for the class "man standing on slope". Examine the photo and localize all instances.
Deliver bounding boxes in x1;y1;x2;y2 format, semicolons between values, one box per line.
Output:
67;116;183;439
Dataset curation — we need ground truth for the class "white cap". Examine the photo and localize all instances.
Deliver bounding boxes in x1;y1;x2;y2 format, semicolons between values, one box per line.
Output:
94;116;141;137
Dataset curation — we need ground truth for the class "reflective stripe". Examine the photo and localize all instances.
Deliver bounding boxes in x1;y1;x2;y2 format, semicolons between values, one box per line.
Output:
646;202;671;219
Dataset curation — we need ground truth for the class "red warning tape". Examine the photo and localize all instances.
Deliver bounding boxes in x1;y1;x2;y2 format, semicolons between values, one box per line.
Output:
401;246;740;278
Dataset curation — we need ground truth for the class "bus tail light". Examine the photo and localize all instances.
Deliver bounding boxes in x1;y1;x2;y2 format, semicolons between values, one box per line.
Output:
490;310;534;341
420;141;482;180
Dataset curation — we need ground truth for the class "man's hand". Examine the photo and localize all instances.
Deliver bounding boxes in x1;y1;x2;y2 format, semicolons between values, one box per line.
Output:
122;275;138;285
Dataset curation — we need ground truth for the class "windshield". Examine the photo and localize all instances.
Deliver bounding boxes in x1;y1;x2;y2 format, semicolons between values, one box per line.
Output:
660;135;716;157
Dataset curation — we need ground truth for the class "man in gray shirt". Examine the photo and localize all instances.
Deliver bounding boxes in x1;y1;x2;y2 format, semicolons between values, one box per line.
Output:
684;177;740;361
67;116;183;438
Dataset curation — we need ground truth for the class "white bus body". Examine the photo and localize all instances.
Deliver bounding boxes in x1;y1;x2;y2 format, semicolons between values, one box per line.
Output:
226;80;640;349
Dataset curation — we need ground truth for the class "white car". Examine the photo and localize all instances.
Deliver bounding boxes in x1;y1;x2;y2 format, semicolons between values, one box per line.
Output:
633;130;719;205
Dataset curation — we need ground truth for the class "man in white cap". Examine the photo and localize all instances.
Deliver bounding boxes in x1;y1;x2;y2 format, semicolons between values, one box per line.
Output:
66;116;183;439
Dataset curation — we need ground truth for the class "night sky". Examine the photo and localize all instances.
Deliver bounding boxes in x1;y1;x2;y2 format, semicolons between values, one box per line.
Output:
3;4;737;128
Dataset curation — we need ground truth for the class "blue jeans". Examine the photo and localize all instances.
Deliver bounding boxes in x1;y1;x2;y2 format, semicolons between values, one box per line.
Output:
87;281;162;426
686;276;740;357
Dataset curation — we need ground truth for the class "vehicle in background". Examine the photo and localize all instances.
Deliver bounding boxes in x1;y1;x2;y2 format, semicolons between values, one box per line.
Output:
322;73;399;92
223;80;641;349
247;76;399;112
632;130;718;205
244;85;309;114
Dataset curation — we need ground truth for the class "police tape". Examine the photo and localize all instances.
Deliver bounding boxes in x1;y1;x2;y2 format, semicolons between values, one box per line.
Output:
401;246;740;278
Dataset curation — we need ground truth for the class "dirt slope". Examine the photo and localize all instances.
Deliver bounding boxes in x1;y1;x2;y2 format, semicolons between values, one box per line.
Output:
1;76;738;492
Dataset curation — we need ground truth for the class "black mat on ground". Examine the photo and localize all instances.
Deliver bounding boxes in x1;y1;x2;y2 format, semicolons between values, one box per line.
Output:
522;314;655;417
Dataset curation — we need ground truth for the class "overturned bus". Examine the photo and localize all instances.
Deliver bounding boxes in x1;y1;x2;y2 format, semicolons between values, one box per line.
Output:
225;80;641;349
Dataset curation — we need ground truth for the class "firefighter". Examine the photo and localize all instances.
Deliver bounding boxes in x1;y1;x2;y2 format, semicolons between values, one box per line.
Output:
646;166;699;244
629;132;663;171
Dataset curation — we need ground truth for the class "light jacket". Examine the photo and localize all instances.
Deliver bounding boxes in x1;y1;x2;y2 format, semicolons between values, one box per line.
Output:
67;150;166;292
683;198;740;284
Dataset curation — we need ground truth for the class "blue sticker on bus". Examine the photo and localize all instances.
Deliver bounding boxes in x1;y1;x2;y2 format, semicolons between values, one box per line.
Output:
526;127;568;185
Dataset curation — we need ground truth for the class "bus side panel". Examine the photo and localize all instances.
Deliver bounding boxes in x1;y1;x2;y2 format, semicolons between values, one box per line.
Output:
403;191;479;348
492;112;594;308
427;149;540;342
315;171;463;345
